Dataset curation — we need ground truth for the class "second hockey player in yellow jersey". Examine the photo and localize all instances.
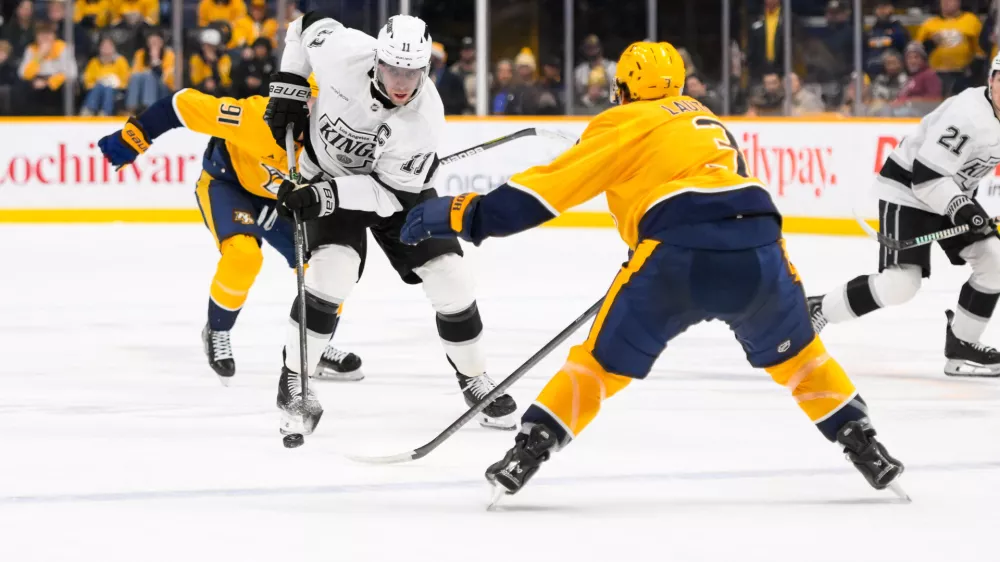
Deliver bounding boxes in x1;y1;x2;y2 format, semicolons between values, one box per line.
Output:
97;84;362;384
401;41;907;502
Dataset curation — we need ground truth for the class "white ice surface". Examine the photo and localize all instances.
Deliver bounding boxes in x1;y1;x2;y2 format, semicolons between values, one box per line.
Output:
0;225;998;562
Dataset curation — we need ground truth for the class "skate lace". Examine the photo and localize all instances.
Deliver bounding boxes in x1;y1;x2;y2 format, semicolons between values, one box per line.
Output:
322;346;349;363
809;301;827;333
462;374;498;399
969;340;999;354
210;331;233;361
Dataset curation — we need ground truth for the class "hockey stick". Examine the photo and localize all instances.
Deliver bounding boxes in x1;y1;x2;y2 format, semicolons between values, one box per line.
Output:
853;208;1000;251
346;298;604;464
284;125;310;414
438;127;577;166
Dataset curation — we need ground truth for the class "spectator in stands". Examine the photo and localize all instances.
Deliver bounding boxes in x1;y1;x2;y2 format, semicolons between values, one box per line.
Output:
126;28;174;113
231;37;272;98
500;48;557;115
429;41;467;115
1;0;34;59
490;58;513;115
0;40;16;114
746;71;785;116
573;34;615;97
864;0;909;76
726;39;749;115
815;0;854;83
894;41;942;104
677;47;699;78
872;49;907;101
684;74;722;115
979;8;997;64
75;0;111;30
80;36;128;115
747;0;784;83
577;66;611;115
199;0;247;29
16;21;75;115
282;1;302;27
48;0;92;61
788;72;825;115
539;56;563;105
230;0;277;49
840;73;885;116
189;27;231;95
450;36;476;112
915;0;981;96
111;0;158;26
0;40;15;84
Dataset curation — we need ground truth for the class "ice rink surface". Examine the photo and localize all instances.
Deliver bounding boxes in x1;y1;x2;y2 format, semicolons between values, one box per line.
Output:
1;224;998;562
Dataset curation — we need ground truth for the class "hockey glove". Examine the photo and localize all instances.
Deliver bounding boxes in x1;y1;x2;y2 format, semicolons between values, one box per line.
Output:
946;195;998;242
264;72;311;147
97;117;152;167
400;193;479;246
276;178;339;221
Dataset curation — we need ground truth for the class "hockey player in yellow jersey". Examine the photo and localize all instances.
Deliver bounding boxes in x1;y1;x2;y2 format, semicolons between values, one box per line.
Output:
401;42;908;501
96;82;362;385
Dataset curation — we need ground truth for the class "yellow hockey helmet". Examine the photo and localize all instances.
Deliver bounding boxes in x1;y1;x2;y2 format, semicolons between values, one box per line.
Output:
612;41;686;104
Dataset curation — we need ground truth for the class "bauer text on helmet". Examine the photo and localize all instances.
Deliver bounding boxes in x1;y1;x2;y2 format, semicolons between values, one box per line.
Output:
375;15;432;105
612;42;686;104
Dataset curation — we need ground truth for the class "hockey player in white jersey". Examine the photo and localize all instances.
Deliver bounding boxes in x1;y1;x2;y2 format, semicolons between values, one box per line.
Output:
261;12;517;436
810;55;1000;377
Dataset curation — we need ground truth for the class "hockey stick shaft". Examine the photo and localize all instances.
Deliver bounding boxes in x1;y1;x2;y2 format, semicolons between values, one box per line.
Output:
348;298;604;464
854;210;1000;251
438;127;577;166
285;126;309;397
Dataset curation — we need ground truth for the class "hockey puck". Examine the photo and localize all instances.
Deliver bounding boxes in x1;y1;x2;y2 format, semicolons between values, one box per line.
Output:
283;434;304;448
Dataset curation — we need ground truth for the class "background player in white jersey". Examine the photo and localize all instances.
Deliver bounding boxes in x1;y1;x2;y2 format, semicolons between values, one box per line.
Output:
810;55;1000;377
262;12;517;435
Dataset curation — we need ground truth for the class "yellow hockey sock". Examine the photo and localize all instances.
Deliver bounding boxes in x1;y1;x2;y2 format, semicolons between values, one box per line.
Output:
765;336;857;422
533;345;633;438
209;234;264;313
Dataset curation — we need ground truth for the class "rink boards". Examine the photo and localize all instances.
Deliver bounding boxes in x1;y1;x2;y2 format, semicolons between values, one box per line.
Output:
3;115;1000;233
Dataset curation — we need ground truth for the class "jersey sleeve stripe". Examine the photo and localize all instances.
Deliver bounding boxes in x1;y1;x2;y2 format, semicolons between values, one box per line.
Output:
911;157;948;186
506;180;560;216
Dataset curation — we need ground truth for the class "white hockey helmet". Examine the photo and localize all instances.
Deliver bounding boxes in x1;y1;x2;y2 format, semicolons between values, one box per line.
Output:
373;15;432;105
989;53;1000;101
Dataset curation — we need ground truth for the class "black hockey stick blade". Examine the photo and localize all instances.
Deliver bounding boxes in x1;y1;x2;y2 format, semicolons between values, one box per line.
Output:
345;298;604;464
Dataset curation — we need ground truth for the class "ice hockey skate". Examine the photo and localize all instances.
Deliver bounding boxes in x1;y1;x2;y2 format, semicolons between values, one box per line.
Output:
807;295;827;334
201;324;235;385
277;367;323;436
944;310;1000;377
313;345;364;381
836;420;908;501
457;373;517;430
485;423;558;502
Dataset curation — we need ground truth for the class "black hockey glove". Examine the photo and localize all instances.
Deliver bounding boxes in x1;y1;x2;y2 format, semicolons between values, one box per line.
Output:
264;72;311;146
946;195;998;243
276;179;339;221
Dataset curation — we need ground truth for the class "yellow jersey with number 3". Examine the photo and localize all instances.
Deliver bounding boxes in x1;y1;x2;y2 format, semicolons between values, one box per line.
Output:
506;96;776;249
172;88;299;200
